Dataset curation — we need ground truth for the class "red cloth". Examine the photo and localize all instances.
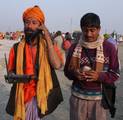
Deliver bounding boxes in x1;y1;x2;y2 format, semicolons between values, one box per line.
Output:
8;44;37;103
8;47;15;72
23;44;37;103
54;44;64;65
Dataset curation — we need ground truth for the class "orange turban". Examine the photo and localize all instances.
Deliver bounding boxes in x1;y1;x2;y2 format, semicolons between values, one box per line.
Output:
23;6;45;24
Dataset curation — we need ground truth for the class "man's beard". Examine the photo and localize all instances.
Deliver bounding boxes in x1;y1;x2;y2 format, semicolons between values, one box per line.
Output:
24;29;38;43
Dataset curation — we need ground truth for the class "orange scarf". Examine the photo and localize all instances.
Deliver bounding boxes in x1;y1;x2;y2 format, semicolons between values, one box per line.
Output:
14;38;53;120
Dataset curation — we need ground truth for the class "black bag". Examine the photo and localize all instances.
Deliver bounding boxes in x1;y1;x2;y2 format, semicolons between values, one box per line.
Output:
102;83;116;118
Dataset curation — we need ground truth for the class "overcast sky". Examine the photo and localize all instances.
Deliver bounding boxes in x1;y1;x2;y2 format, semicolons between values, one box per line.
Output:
0;0;123;34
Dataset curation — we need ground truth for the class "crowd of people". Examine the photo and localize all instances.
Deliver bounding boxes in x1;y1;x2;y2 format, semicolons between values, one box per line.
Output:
4;5;120;120
0;31;24;40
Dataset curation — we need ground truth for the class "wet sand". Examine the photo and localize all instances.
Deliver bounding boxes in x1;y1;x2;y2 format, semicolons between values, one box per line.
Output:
0;40;123;120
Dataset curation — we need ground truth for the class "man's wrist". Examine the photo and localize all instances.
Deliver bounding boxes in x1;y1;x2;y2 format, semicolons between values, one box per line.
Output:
48;45;54;50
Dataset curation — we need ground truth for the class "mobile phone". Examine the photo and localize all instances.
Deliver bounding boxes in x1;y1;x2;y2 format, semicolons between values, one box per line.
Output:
80;65;91;72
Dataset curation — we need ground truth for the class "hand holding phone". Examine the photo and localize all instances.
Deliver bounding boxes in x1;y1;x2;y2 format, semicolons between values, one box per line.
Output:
74;69;87;81
38;24;52;44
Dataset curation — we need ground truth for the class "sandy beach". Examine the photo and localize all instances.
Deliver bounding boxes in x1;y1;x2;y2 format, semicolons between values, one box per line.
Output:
0;40;123;120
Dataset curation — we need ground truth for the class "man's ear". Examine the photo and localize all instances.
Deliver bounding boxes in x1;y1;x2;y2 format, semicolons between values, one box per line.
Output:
99;26;101;30
97;26;101;32
39;23;44;26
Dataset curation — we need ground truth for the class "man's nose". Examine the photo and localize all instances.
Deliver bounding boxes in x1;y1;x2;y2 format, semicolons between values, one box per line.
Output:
27;22;33;29
86;31;92;37
28;22;33;28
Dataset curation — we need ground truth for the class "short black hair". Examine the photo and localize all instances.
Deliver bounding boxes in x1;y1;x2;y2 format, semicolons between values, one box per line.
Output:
80;13;100;29
56;31;62;36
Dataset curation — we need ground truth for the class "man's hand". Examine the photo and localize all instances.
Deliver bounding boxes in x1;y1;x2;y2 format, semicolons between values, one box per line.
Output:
38;24;51;41
84;70;100;81
74;69;87;81
38;24;62;69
